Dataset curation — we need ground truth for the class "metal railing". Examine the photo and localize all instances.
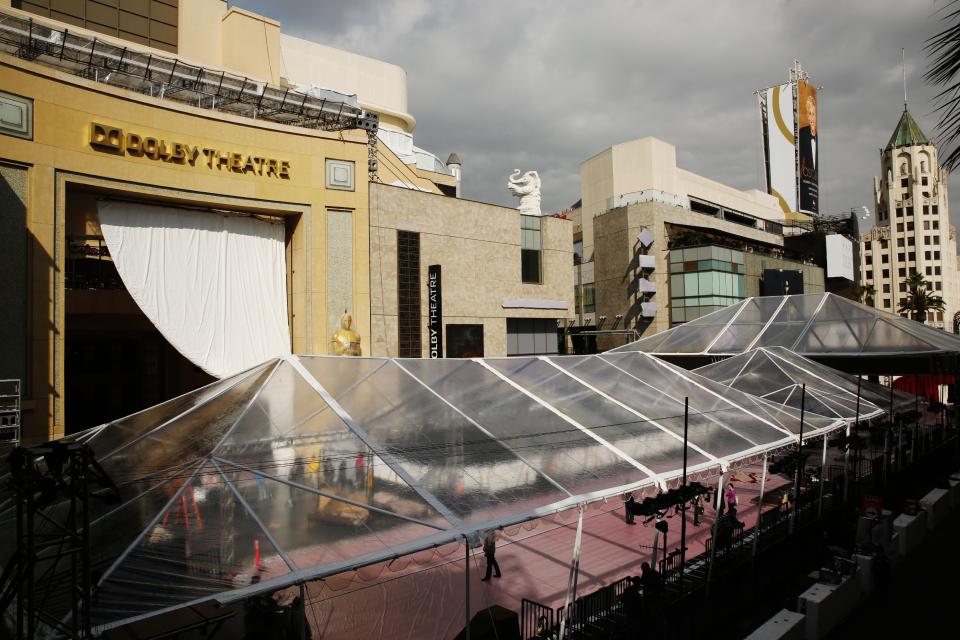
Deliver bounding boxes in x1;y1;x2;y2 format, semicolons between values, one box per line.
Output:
0;10;373;133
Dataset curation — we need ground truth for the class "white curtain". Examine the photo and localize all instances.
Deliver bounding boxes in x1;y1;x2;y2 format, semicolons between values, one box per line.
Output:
98;201;291;379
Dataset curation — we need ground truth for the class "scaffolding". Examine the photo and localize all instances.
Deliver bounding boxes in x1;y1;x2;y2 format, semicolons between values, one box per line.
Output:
0;380;20;448
0;10;376;135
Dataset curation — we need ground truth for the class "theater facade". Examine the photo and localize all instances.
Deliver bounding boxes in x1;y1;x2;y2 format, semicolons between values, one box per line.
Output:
0;2;573;443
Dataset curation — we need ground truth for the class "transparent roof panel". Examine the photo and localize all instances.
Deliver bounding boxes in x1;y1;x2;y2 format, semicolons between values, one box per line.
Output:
94;463;291;627
695;347;888;421
550;354;756;459
310;359;572;524
614;293;960;357
216;463;445;573
400;358;646;499
485;357;706;474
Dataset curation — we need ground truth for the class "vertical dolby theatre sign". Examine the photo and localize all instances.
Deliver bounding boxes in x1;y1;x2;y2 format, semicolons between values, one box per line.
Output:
428;264;443;358
88;122;291;178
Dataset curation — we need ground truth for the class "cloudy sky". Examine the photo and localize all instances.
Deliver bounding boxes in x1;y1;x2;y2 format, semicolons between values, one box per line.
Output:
236;0;957;230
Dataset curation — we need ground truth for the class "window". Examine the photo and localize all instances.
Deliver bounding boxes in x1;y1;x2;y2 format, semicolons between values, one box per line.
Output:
907;206;914;216
924;221;930;230
924;206;930;215
933;220;940;230
925;251;932;260
880;239;889;249
898;268;906;277
521;215;542;284
933;205;939;215
895;208;903;219
507;318;558;355
897;253;905;262
938;311;944;322
907;221;914;231
897;223;904;232
901;178;909;188
909;252;916;261
936;281;943;291
397;230;422;357
899;283;907;292
935;251;942;260
573;239;583;264
866;270;873;280
926;267;933;276
924;236;931;245
577;284;596;313
935;266;941;276
897;238;904;247
922;176;929;186
908;237;915;246
882;269;890;278
865;255;872;265
882;254;889;263
883;284;891;293
934;236;940;245
0;90;32;140
884;298;891;309
447;324;486;357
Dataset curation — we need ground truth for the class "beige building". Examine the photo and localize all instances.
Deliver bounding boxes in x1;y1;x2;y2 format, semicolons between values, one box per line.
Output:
858;108;958;330
370;183;572;358
0;1;570;443
571;137;820;350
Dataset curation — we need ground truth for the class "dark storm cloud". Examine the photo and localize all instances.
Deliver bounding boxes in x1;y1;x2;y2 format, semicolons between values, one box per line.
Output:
236;0;956;227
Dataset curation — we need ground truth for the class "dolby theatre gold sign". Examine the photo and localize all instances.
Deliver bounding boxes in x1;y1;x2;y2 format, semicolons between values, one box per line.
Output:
89;122;291;178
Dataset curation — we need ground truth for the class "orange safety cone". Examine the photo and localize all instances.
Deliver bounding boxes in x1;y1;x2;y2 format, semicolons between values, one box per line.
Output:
254;538;262;570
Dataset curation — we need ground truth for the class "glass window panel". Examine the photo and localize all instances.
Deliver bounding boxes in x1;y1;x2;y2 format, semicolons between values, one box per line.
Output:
670;274;683;296
684;273;699;296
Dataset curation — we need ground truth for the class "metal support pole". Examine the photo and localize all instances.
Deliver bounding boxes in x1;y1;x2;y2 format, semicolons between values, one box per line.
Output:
913;391;919;465
854;375;862;484
558;506;585;640
752;453;768;559
818;435;828;518
465;538;471;640
706;471;726;596
680;397;689;598
791;384;806;535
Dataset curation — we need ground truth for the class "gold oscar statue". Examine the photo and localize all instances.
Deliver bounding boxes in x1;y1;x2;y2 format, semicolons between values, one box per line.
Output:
331;311;361;356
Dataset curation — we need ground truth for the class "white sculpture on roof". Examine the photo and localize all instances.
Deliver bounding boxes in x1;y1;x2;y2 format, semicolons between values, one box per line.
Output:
507;169;542;216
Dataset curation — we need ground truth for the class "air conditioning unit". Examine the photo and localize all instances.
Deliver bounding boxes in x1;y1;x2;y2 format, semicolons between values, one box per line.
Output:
641;302;658;317
638;255;656;269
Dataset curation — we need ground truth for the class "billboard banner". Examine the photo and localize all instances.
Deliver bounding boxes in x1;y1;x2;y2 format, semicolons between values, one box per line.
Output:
765;83;797;214
797;80;819;214
825;234;854;280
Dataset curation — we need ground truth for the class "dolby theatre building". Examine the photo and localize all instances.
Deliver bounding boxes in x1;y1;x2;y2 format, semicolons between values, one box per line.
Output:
0;0;573;443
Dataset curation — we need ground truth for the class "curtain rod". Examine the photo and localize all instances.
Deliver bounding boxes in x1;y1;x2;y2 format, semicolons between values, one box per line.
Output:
95;196;286;224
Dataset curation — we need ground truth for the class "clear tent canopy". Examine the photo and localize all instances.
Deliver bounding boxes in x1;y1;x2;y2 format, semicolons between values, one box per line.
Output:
694;346;916;421
0;351;847;632
613;293;960;358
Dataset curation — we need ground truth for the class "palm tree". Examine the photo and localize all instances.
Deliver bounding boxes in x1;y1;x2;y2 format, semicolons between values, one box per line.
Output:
855;284;876;306
898;271;945;323
927;1;960;170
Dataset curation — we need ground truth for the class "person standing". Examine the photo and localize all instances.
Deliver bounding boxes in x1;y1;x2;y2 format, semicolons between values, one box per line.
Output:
693;493;704;526
354;452;366;490
624;493;637;525
725;482;738;514
480;528;502;581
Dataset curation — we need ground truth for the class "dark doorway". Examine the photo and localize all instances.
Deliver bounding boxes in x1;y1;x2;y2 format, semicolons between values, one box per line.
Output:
445;324;484;358
64;188;215;434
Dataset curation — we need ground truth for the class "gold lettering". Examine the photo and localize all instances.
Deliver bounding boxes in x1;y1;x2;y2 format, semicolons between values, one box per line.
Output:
169;142;186;163
278;160;291;179
243;155;256;174
253;157;266;175
218;153;230;170
126;133;143;156
184;145;200;165
229;153;244;172
90;123;123;153
143;137;160;160
266;159;279;176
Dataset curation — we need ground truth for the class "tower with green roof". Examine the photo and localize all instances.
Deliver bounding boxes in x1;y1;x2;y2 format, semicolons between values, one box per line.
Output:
858;101;957;330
